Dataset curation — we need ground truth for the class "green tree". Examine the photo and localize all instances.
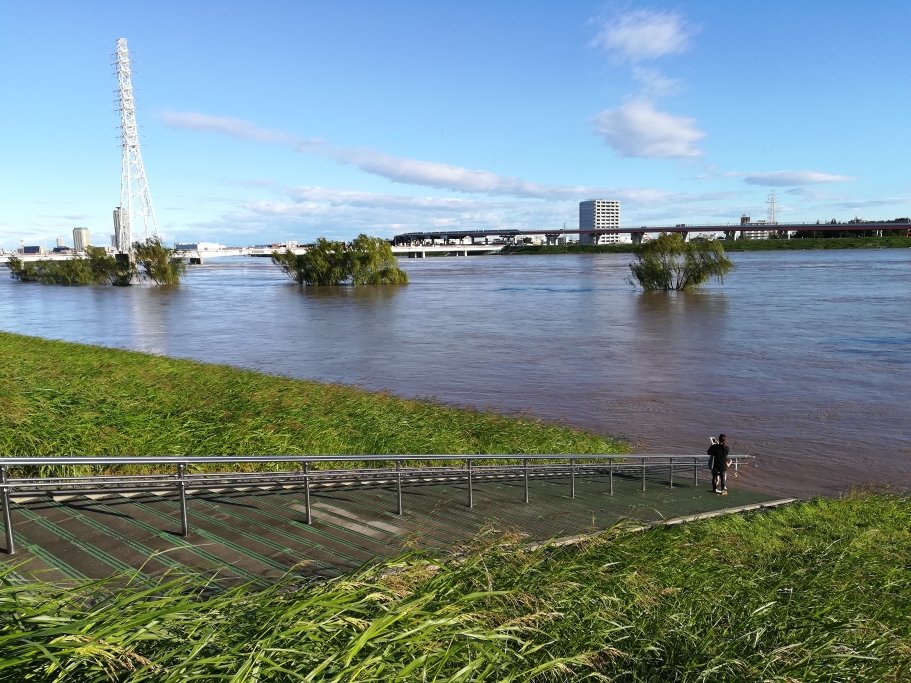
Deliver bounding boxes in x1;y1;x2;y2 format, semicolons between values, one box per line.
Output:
132;238;186;285
628;232;735;291
84;247;135;286
7;249;135;286
272;235;409;286
349;234;410;285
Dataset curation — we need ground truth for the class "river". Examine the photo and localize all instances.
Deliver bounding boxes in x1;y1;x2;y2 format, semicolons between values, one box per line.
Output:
2;249;909;496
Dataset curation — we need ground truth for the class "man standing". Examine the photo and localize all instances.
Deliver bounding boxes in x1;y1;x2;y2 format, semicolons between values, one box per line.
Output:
708;434;731;495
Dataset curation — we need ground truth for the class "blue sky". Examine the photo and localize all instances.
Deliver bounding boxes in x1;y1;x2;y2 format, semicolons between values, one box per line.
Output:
1;1;909;249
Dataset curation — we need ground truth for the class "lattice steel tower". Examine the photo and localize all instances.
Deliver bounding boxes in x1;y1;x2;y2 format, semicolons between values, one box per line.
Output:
767;189;778;225
114;38;158;252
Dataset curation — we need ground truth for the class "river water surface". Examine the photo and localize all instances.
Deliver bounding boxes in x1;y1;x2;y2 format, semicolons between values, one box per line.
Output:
2;250;909;496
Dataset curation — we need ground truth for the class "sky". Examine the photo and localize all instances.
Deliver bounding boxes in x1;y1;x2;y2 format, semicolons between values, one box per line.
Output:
1;0;910;249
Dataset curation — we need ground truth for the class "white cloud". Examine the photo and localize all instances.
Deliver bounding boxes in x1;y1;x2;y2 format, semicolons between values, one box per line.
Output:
742;171;856;186
593;100;705;158
694;171;743;179
163;110;721;199
173;181;745;245
592;10;698;62
285;187;517;210
631;66;683;97
835;198;906;209
160;111;320;147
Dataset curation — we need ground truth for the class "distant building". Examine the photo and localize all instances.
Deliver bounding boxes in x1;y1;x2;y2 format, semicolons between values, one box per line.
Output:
23;245;45;255
52;246;73;254
579;200;628;244
174;242;225;252
739;214;769;240
72;227;90;252
56;237;66;248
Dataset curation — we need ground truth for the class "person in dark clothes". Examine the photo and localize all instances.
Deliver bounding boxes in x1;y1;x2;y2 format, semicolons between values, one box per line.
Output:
708;434;731;495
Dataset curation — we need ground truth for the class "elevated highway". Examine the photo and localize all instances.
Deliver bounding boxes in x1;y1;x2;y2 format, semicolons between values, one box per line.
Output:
392;221;911;245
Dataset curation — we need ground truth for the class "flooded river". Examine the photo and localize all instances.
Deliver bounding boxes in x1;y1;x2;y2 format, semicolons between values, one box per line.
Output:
2;249;909;496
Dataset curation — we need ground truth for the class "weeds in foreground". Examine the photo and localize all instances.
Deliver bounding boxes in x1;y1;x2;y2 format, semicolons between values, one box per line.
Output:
1;493;909;681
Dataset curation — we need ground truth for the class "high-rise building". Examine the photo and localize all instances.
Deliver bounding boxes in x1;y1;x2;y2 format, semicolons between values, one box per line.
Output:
739;213;768;240
56;237;65;248
579;200;628;244
73;227;91;252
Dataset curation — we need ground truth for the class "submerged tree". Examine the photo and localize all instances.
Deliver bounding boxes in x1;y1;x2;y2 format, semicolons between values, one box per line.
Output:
8;248;135;286
628;232;735;291
132;238;187;285
272;235;408;286
7;239;185;287
349;235;410;285
84;247;136;286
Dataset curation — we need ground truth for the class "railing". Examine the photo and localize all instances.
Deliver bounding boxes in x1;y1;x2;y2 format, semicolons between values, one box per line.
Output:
0;454;753;555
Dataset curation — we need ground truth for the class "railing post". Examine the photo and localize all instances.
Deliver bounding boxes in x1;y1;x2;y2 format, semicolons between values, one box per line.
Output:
669;457;674;489
694;458;699;487
641;458;646;492
467;459;473;508
1;466;15;555
177;463;189;537
609;458;614;495
570;458;575;499
524;458;529;503
304;462;312;524
396;460;403;515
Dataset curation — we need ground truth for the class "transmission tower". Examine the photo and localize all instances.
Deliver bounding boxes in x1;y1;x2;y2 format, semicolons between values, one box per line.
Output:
114;38;158;252
767;189;778;225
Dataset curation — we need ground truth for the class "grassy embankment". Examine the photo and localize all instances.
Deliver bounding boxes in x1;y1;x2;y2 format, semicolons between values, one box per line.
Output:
505;235;911;255
1;492;909;681
0;331;625;467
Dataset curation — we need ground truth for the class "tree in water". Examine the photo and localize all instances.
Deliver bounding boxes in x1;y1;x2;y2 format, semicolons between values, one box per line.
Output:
8;248;135;286
132;238;187;285
7;240;184;286
628;233;734;291
272;235;408;286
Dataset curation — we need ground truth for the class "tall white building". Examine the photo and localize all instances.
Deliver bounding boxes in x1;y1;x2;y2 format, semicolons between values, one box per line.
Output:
579;200;628;244
72;227;91;252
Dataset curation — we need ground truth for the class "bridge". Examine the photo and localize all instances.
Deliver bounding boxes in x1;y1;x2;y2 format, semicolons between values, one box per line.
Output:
392;221;911;245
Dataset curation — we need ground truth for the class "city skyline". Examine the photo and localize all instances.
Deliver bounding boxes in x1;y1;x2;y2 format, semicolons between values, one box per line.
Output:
1;0;909;249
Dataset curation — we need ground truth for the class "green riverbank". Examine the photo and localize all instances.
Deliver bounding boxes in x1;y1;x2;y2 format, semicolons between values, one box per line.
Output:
0;332;625;460
505;235;911;255
2;492;909;681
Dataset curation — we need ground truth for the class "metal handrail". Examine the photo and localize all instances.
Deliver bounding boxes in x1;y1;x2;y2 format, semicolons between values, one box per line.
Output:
0;454;753;555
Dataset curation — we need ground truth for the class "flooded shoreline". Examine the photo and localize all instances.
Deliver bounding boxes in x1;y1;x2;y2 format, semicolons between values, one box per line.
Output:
2;250;909;497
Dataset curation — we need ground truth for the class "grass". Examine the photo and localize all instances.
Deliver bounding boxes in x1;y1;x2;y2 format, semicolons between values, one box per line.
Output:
505;235;911;255
1;491;909;681
0;332;626;465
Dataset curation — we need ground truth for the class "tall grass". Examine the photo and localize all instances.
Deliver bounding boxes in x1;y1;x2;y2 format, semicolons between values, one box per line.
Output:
0;332;625;468
2;492;909;681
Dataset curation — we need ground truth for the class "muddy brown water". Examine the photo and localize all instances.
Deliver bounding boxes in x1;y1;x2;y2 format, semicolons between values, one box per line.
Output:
2;250;909;498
